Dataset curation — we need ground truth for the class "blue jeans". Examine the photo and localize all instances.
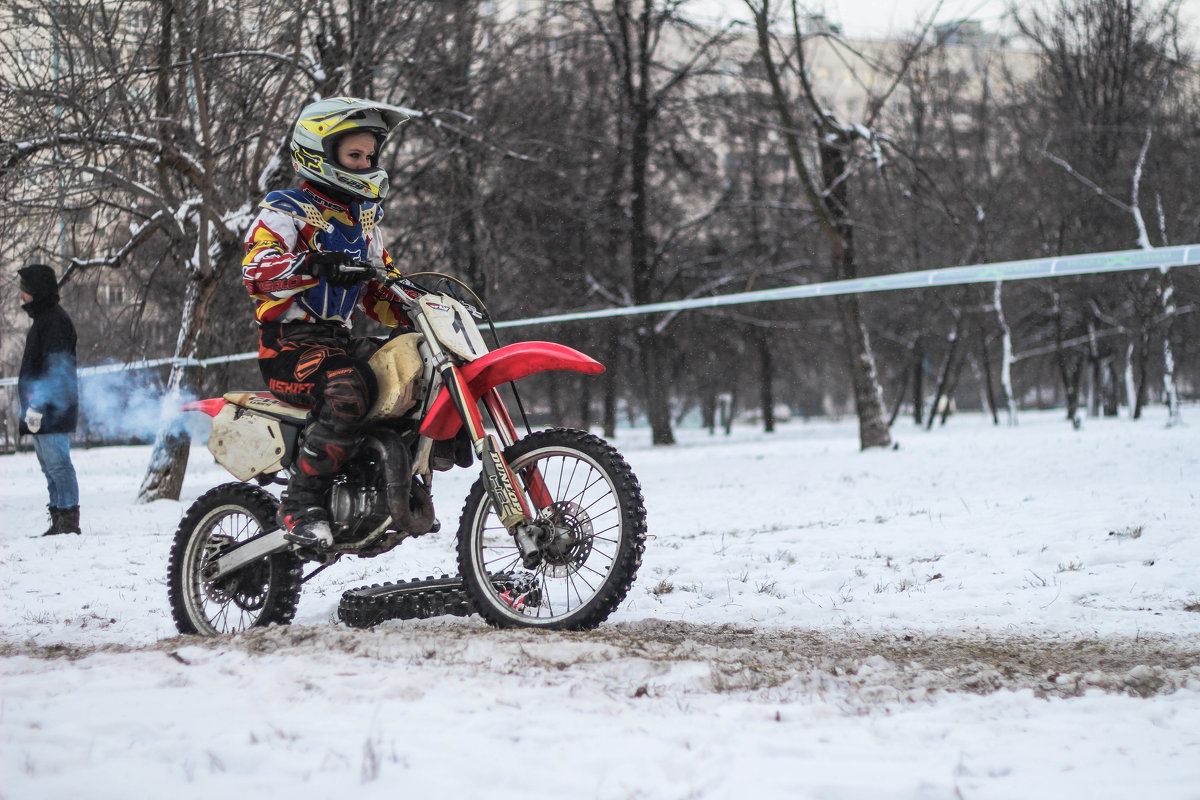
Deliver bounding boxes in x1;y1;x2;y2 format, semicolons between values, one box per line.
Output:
32;433;79;509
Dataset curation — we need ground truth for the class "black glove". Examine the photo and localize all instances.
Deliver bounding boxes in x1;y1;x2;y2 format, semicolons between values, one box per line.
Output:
301;251;366;288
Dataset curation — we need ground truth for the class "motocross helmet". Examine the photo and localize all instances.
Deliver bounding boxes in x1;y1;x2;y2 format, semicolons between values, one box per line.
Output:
289;97;409;201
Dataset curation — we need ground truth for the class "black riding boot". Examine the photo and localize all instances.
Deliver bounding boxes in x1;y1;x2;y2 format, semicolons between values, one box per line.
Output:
279;424;360;549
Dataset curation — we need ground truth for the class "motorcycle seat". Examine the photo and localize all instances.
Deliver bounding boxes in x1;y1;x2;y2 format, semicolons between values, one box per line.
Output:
222;391;312;424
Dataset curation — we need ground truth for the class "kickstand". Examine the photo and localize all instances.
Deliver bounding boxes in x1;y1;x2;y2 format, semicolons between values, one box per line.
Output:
302;556;340;583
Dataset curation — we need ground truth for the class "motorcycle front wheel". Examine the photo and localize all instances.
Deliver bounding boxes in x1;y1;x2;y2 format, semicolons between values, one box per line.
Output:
456;428;647;630
167;483;303;636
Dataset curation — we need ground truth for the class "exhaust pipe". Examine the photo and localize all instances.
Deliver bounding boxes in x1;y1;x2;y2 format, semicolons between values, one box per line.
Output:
363;430;437;535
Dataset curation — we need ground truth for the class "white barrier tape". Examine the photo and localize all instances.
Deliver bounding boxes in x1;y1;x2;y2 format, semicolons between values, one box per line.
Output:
3;244;1197;386
0;351;259;386
492;244;1200;327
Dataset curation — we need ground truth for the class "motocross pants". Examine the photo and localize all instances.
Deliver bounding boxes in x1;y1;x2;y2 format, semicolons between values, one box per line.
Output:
258;321;381;500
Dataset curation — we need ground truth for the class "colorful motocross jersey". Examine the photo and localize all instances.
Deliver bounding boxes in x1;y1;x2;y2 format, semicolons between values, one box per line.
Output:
242;183;408;329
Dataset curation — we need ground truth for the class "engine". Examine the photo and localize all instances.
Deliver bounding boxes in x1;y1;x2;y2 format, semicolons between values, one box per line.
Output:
324;429;436;542
328;462;391;533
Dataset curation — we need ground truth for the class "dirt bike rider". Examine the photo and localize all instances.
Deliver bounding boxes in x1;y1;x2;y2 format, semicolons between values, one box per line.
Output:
242;96;412;549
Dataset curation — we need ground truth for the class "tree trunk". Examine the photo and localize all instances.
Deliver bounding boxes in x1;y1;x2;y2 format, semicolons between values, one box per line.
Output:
702;349;719;434
938;335;969;426
1123;337;1138;419
723;386;736;435
629;125;673;445
993;281;1017;426
1053;292;1082;428
1133;323;1151;419
1102;359;1120;417
702;388;717;434
978;326;999;425
136;379;193;503
602;322;619;439
756;325;776;433
137;267;221;502
823;141;890;449
887;358;911;427
837;293;891;447
638;330;675;445
1157;269;1182;426
1086;314;1101;418
623;2;672;447
1061;356;1084;428
912;340;925;425
926;313;964;431
578;373;593;432
751;7;889;450
137;223;237;501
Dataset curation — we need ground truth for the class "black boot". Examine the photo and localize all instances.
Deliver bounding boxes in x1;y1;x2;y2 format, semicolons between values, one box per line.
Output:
278;424;360;549
57;506;81;535
39;506;60;537
279;468;334;549
41;506;80;536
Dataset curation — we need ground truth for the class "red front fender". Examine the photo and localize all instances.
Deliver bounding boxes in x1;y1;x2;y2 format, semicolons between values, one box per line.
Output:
418;342;604;441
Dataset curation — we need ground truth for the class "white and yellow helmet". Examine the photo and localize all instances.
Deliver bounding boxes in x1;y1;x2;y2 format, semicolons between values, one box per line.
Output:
289;96;409;201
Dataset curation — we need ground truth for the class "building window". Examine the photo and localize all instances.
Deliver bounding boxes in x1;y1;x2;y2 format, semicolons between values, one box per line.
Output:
98;284;126;306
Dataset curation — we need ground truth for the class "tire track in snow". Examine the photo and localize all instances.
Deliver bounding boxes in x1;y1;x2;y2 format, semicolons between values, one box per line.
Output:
4;619;1198;707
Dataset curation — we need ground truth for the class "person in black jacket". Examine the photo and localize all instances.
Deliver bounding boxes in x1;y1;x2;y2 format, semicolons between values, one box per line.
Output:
17;263;81;536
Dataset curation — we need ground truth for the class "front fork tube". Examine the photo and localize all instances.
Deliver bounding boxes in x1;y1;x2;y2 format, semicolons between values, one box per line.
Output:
437;364;544;567
482;388;552;509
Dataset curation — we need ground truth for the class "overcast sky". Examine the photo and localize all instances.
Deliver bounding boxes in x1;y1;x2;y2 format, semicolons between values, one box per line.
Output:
782;0;1011;38
689;0;1010;38
691;0;1200;41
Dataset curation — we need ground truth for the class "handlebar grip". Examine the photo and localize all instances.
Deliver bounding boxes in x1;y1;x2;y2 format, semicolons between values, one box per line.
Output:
348;259;391;281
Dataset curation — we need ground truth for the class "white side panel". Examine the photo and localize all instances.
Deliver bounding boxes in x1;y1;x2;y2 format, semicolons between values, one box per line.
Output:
420;295;489;362
206;405;288;481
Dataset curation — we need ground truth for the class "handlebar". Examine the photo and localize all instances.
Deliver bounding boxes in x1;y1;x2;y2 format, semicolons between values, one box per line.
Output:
353;260;485;321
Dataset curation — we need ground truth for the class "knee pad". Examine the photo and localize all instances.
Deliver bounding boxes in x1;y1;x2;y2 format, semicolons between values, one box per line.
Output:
297;424;360;478
316;359;378;429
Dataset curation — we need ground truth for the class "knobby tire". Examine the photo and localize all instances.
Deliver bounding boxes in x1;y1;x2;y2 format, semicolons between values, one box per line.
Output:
167;483;302;636
456;428;647;630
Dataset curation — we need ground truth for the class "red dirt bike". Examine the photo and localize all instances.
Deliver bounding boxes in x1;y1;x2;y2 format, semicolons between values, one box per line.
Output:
167;266;646;635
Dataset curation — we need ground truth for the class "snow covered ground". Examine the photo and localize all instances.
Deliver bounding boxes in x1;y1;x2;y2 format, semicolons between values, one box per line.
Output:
2;409;1198;799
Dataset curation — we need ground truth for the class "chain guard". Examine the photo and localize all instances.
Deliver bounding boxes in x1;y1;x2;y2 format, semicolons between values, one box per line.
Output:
338;572;538;629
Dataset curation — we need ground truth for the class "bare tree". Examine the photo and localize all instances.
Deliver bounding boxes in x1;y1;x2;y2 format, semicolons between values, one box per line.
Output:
745;0;894;449
1018;0;1192;425
576;0;734;445
884;34;1024;426
1;0;320;499
4;0;1196;462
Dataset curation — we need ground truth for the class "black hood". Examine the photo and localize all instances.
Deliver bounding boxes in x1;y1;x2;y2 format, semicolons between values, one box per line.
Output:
19;263;59;308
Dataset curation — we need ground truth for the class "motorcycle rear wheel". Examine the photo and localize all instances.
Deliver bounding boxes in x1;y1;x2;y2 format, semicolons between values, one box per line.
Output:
167;483;303;636
456;428;647;630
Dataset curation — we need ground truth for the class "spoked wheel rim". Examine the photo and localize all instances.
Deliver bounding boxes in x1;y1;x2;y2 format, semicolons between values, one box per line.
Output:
467;443;626;626
184;505;277;634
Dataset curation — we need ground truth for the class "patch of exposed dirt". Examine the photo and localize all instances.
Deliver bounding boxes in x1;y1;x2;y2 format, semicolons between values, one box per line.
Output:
587;621;1200;701
4;619;1198;707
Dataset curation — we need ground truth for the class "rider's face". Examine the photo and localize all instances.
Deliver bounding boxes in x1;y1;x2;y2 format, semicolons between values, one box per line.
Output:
336;132;377;170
